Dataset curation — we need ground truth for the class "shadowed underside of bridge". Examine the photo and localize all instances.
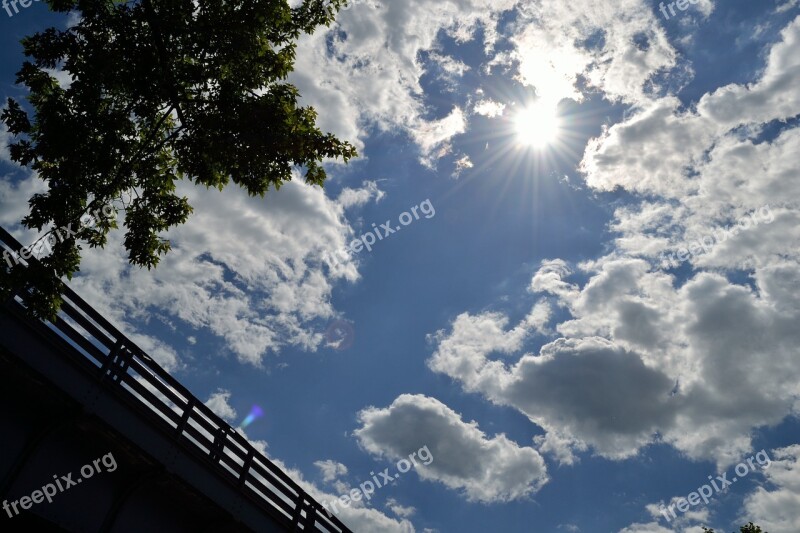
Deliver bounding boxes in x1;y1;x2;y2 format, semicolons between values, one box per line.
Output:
0;227;352;533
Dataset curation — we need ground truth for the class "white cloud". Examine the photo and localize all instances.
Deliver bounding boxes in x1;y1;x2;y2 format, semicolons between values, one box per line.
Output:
288;0;519;167
200;387;415;532
354;394;548;502
429;256;800;468
423;14;800;470
618;523;677;533
286;0;702;172
284;457;416;533
637;499;710;532
473;99;506;118
315;459;349;483
623;446;800;533
743;445;800;532
386;498;416;518
582;16;800;199
1;172;384;367
453;154;474;178
338;180;386;210
204;389;237;423
428;52;470;88
0;174;48;237
513;0;681;107
412;107;468;167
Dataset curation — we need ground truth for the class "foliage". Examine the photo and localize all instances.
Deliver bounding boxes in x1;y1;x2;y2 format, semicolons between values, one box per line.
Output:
1;0;357;318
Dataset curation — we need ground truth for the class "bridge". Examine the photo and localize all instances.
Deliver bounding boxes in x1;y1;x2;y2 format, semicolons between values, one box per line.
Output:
0;226;353;533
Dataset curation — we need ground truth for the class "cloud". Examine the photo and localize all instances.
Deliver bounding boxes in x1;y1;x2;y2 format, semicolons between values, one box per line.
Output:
618;523;678;533
743;445;800;532
512;0;681;107
429;256;800;468
288;0;520;166
338;180;386;210
427;52;471;89
386;498;416;519
284;458;416;533
582;16;800;198
354;394;548;502
286;0;702;174
453;155;474;178
199;387;415;532
412;107;468;167
424;14;800;470
204;389;238;423
640;499;710;532
1;172;384;367
473;99;506;118
315;459;349;483
0;174;48;238
287;0;694;163
622;446;800;533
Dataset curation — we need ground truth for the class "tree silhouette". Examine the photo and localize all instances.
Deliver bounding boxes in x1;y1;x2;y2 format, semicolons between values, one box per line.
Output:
1;0;356;317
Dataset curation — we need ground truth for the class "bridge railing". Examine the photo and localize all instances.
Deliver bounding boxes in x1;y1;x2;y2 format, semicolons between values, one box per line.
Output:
0;225;351;533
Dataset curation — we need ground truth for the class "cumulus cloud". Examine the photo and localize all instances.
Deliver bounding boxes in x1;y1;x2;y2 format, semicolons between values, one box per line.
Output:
386;498;416;519
288;0;519;166
621;446;800;533
413;107;468;167
338;180;386;210
582;15;800;199
287;0;692;171
281;457;416;533
473;99;506;118
204;389;238;423
424;13;800;470
315;459;349;483
1;172;383;367
743;445;800;532
354;394;548;502
199;388;415;532
513;0;681;107
618;523;679;533
429;255;800;468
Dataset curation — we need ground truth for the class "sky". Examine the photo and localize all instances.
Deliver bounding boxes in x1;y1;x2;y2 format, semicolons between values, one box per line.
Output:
1;0;800;532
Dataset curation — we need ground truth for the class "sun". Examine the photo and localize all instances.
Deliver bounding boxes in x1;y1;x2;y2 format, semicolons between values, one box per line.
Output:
513;104;561;148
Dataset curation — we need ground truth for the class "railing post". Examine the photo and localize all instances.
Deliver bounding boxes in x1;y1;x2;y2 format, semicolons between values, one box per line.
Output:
238;449;255;488
210;425;229;462
102;341;132;383
100;339;124;377
303;501;317;531
291;496;317;532
176;397;195;437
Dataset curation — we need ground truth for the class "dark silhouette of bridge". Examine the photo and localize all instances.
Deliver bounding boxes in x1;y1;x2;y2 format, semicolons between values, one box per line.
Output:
0;226;352;532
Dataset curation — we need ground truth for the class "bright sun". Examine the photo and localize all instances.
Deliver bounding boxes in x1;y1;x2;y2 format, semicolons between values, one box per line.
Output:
514;104;561;148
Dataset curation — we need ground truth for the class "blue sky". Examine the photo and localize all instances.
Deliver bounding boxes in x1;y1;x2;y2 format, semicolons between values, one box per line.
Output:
2;0;800;532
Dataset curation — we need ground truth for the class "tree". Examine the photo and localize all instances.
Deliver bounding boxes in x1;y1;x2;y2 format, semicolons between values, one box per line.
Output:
1;0;357;318
702;522;766;533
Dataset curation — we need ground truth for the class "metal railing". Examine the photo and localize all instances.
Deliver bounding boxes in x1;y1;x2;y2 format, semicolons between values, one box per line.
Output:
0;225;352;533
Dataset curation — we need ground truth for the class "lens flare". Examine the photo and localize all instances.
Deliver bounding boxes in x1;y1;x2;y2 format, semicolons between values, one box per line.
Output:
239;405;264;429
325;319;355;351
